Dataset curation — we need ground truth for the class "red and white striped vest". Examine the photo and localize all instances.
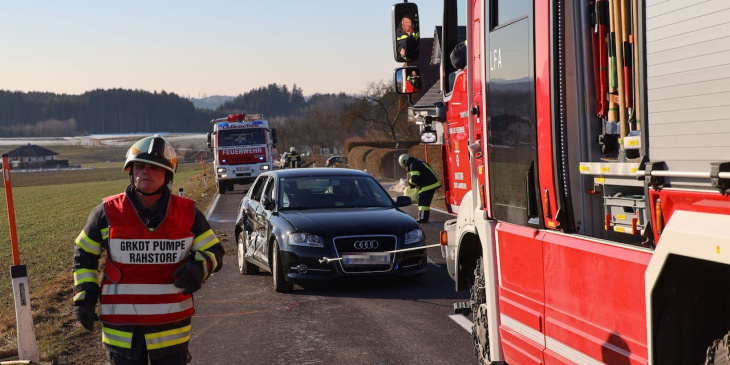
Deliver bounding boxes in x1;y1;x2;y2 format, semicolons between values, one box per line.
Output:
100;192;195;326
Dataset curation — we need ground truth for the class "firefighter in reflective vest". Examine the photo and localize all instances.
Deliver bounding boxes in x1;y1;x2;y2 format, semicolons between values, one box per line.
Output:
398;153;442;223
287;146;301;169
72;134;225;365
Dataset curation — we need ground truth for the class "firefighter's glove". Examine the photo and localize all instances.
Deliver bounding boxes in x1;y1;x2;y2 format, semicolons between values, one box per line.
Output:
73;301;98;331
172;260;205;295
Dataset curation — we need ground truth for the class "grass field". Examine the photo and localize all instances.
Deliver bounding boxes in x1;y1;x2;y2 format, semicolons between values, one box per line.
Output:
0;143;217;363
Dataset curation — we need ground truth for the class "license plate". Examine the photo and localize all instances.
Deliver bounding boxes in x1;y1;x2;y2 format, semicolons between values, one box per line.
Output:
342;253;390;265
236;166;251;171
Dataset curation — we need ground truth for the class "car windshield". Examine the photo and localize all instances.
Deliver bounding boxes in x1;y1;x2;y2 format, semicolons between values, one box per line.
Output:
217;129;265;147
279;176;393;209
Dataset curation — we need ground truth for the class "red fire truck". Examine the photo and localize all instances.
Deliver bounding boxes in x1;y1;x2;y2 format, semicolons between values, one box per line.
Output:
207;113;277;194
392;0;730;364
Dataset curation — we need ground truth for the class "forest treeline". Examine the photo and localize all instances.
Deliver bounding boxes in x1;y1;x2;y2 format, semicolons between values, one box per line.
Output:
0;81;419;153
0;84;327;136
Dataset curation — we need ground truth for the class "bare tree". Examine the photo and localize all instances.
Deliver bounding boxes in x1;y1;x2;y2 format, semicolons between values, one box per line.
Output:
346;80;417;141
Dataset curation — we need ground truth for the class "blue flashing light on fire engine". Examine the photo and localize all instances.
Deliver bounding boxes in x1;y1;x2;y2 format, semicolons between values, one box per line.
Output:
218;122;229;128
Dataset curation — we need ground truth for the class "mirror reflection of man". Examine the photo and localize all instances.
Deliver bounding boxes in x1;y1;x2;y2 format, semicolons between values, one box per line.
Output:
396;14;419;61
407;70;421;92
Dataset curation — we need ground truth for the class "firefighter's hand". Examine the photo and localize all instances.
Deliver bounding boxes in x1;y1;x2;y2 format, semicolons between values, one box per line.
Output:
73;302;98;331
172;260;204;295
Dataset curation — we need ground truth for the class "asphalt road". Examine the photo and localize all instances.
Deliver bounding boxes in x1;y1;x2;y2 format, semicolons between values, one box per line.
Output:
187;182;475;365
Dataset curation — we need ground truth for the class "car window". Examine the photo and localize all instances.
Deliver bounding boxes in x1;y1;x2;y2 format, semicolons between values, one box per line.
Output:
279;176;394;210
249;176;267;202
262;177;275;203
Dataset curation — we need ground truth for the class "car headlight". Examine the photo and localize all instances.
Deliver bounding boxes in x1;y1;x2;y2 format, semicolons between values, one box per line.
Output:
404;228;424;245
288;233;325;248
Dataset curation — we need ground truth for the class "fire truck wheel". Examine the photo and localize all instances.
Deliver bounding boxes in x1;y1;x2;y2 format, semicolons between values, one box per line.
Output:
704;331;730;365
471;257;490;364
237;231;259;275
272;240;293;293
227;184;234;191
217;182;226;194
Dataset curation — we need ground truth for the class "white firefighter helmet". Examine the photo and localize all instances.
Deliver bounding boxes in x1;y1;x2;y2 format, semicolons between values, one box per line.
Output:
398;153;411;167
123;134;178;173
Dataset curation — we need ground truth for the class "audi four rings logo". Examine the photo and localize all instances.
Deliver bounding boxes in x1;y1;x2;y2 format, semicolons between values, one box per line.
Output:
353;240;379;250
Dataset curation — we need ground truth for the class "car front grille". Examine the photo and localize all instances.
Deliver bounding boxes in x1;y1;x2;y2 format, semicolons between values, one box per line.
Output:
333;235;397;273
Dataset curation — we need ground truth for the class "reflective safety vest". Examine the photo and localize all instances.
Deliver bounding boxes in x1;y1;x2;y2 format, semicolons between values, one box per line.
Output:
100;193;195;326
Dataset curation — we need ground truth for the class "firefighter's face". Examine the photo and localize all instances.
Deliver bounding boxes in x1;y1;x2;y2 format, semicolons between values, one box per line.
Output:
401;17;412;32
132;162;166;193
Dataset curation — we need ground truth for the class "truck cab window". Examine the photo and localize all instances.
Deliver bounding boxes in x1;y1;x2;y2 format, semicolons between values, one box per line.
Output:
442;0;468;96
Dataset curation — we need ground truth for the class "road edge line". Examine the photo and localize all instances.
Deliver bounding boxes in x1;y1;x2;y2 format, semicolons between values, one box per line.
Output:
206;193;221;220
448;314;473;333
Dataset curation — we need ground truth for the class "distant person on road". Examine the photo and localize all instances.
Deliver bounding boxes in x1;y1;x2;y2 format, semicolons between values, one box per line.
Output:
398;153;442;223
287;147;301;169
72;134;225;365
396;14;419;61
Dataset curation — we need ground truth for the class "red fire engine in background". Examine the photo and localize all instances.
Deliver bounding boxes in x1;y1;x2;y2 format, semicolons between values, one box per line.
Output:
207;113;277;194
392;0;730;364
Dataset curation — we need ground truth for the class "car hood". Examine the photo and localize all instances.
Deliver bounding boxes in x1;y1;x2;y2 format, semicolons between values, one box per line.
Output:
280;208;417;237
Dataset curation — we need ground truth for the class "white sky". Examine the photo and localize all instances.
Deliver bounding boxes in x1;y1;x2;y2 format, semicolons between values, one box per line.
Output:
0;0;442;98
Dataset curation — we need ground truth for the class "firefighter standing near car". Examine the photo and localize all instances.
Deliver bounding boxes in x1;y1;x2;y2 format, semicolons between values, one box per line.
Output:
398;153;441;223
72;135;225;365
287;146;301;169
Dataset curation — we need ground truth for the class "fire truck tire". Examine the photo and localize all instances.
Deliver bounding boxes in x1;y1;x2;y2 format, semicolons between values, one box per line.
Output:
704;331;730;365
471;257;491;364
227;184;234;191
237;231;259;275
272;240;293;293
217;182;226;194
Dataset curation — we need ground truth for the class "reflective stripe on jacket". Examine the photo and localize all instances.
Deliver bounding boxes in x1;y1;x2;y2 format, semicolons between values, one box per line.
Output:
100;193;195;326
408;159;442;193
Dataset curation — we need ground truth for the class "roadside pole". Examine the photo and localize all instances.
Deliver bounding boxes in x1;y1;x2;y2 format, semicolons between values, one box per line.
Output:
201;156;208;189
2;155;39;362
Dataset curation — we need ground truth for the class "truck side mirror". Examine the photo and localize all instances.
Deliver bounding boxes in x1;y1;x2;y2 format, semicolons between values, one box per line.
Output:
392;3;420;63
271;128;278;144
393;66;422;94
206;132;212;150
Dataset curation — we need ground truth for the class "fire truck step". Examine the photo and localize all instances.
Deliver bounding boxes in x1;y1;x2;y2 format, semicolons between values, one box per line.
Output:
453;301;471;316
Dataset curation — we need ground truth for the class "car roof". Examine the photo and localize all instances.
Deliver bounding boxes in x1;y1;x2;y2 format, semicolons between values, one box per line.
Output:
268;168;369;179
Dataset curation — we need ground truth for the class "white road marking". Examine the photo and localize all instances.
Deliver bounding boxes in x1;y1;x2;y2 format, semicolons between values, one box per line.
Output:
449;314;473;333
205;193;221;220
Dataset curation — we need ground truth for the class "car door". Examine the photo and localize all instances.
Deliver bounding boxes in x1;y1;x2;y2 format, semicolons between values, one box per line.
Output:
246;176;268;264
255;176;276;263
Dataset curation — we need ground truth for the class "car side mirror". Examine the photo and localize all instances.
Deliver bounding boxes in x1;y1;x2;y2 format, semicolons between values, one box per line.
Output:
392;2;420;62
395;196;412;207
394;66;422;94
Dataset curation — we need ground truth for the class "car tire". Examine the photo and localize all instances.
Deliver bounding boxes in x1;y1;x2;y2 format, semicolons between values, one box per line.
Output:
237;231;259;275
272;240;293;293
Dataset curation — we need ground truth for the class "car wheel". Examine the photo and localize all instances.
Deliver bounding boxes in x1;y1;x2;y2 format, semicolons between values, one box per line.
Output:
217;182;226;194
237;231;259;275
272;240;293;293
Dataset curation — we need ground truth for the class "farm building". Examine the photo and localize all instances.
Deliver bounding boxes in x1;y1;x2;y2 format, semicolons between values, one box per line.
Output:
3;144;68;169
